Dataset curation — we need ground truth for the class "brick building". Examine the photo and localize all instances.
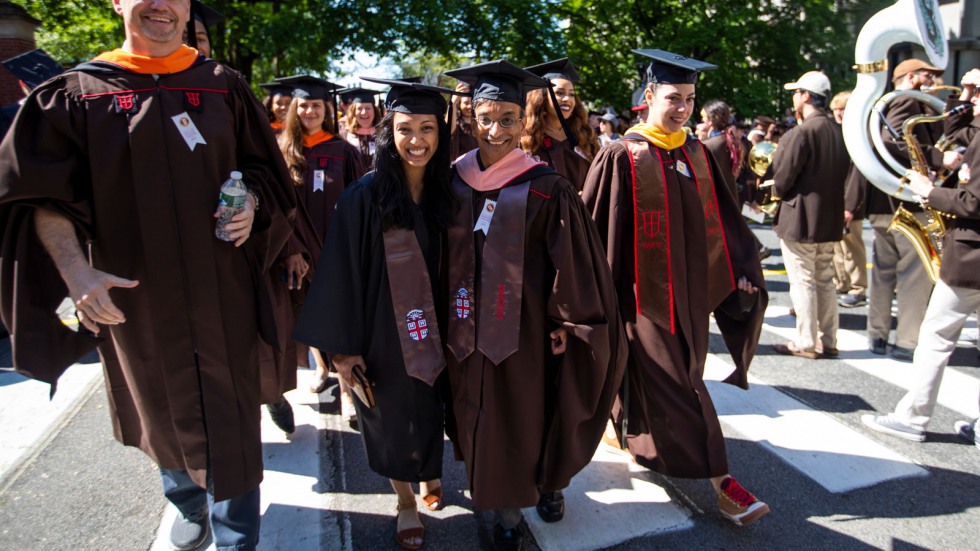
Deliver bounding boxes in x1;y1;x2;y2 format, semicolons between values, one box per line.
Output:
0;1;37;106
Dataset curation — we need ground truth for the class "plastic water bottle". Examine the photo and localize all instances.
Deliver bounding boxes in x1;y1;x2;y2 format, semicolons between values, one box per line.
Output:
215;171;247;241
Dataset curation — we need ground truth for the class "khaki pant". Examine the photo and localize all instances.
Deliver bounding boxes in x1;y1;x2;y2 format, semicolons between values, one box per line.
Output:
893;280;980;430
833;218;867;295
781;238;838;352
867;213;933;349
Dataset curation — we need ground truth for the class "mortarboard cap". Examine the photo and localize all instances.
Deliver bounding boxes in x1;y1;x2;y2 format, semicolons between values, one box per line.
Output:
275;75;341;101
524;58;580;83
192;0;225;28
258;81;294;97
444;60;550;106
400;76;424;84
2;49;64;91
361;76;464;116
633;49;717;85
338;87;383;104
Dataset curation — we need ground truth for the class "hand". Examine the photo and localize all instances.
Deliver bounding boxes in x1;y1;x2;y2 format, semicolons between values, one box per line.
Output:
284;253;309;290
550;327;568;355
63;265;139;334
944;150;965;171
843;210;854;226
332;353;365;387
906;171;935;198
737;276;758;295
214;193;256;247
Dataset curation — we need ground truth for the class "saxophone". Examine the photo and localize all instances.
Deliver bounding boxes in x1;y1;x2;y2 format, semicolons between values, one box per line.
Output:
886;112;956;284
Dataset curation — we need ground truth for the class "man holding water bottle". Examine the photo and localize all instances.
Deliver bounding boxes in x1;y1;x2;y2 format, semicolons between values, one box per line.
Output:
0;1;295;549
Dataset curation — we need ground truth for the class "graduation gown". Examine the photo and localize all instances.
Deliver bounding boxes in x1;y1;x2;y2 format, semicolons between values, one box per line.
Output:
294;175;446;482
446;149;626;509
263;133;364;384
583;135;767;479
532;135;593;192
346;131;377;167
0;51;296;501
449;118;479;161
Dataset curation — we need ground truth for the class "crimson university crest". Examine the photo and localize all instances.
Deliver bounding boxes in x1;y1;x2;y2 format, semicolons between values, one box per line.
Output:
406;309;429;341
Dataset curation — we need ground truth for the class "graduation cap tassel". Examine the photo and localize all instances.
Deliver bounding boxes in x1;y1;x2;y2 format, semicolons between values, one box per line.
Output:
185;2;198;49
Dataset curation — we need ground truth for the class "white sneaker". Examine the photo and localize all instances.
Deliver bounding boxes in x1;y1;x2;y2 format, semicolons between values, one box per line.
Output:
861;414;925;442
954;419;980;449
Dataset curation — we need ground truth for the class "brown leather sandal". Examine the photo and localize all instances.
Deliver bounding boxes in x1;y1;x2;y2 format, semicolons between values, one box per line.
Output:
421;485;443;511
395;501;424;550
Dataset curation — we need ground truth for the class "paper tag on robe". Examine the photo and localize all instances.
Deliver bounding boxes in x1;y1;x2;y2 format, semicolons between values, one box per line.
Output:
313;170;325;192
960;163;971;185
675;159;691;178
369;141;377;157
473;198;497;235
171;112;207;151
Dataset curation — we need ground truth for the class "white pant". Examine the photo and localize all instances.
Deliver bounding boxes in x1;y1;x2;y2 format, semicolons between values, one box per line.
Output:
893;280;980;430
781;238;838;351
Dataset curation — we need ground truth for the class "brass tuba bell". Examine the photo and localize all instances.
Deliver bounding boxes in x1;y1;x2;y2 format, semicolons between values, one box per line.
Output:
748;141;779;216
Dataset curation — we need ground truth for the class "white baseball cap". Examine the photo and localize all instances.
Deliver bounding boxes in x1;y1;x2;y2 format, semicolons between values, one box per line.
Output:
784;71;831;98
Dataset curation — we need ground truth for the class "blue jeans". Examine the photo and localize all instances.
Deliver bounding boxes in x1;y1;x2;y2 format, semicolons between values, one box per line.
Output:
160;468;261;551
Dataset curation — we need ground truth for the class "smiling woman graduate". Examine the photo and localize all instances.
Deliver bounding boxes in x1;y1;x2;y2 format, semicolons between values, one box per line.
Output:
521;58;598;191
294;77;461;550
275;74;367;406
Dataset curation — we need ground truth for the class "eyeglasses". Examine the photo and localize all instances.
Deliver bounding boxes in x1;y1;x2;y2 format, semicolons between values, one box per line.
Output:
476;115;522;129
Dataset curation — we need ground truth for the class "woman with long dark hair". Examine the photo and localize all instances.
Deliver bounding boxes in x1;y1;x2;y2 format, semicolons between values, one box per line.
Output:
275;75;366;423
295;78;459;550
698;99;744;200
521;58;599;191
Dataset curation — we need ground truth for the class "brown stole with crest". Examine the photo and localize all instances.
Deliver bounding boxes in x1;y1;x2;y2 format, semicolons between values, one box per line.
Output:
625;138;736;334
447;178;530;365
382;226;445;386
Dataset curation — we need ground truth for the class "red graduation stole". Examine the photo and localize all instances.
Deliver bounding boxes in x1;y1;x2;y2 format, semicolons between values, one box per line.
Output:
625;138;735;333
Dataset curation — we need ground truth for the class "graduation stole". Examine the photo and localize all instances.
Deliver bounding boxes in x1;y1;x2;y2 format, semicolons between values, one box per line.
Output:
302;130;335;149
382;226;445;386
624;137;736;334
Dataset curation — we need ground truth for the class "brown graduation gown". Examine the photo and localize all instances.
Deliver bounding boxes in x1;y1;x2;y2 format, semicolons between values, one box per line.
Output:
532;135;593;192
446;160;626;510
0;56;296;501
583;136;767;479
263;135;364;384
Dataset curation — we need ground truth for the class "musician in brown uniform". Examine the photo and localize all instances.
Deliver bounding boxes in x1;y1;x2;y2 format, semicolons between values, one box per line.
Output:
863;67;980;443
865;58;944;361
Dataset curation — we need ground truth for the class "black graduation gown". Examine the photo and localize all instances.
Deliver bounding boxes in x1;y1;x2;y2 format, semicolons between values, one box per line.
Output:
294;175;446;482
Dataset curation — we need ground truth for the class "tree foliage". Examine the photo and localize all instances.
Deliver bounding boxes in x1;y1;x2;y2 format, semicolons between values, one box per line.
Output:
13;0;892;119
560;0;893;119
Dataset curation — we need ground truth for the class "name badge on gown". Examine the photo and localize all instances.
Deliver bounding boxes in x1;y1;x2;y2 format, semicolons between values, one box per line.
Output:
473;198;497;235
313;170;325;192
171;112;207;151
675;159;691;178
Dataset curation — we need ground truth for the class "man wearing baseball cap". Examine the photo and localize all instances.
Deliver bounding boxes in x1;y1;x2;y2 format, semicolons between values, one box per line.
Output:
771;70;849;360
863;57;944;364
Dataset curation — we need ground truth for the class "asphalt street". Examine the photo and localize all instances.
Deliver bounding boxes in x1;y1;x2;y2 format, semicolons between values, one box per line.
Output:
2;220;980;550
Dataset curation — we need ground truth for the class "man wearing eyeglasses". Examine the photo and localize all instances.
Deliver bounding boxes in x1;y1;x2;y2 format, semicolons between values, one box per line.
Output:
862;58;944;363
442;60;626;551
770;71;849;360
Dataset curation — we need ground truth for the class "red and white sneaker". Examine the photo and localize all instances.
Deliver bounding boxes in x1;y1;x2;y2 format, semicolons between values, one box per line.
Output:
717;477;770;526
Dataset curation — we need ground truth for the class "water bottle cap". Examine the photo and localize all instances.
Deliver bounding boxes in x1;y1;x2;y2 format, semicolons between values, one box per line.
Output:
230;171;243;180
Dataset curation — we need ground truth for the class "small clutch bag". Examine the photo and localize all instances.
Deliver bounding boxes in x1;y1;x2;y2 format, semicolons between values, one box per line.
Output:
350;364;376;409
